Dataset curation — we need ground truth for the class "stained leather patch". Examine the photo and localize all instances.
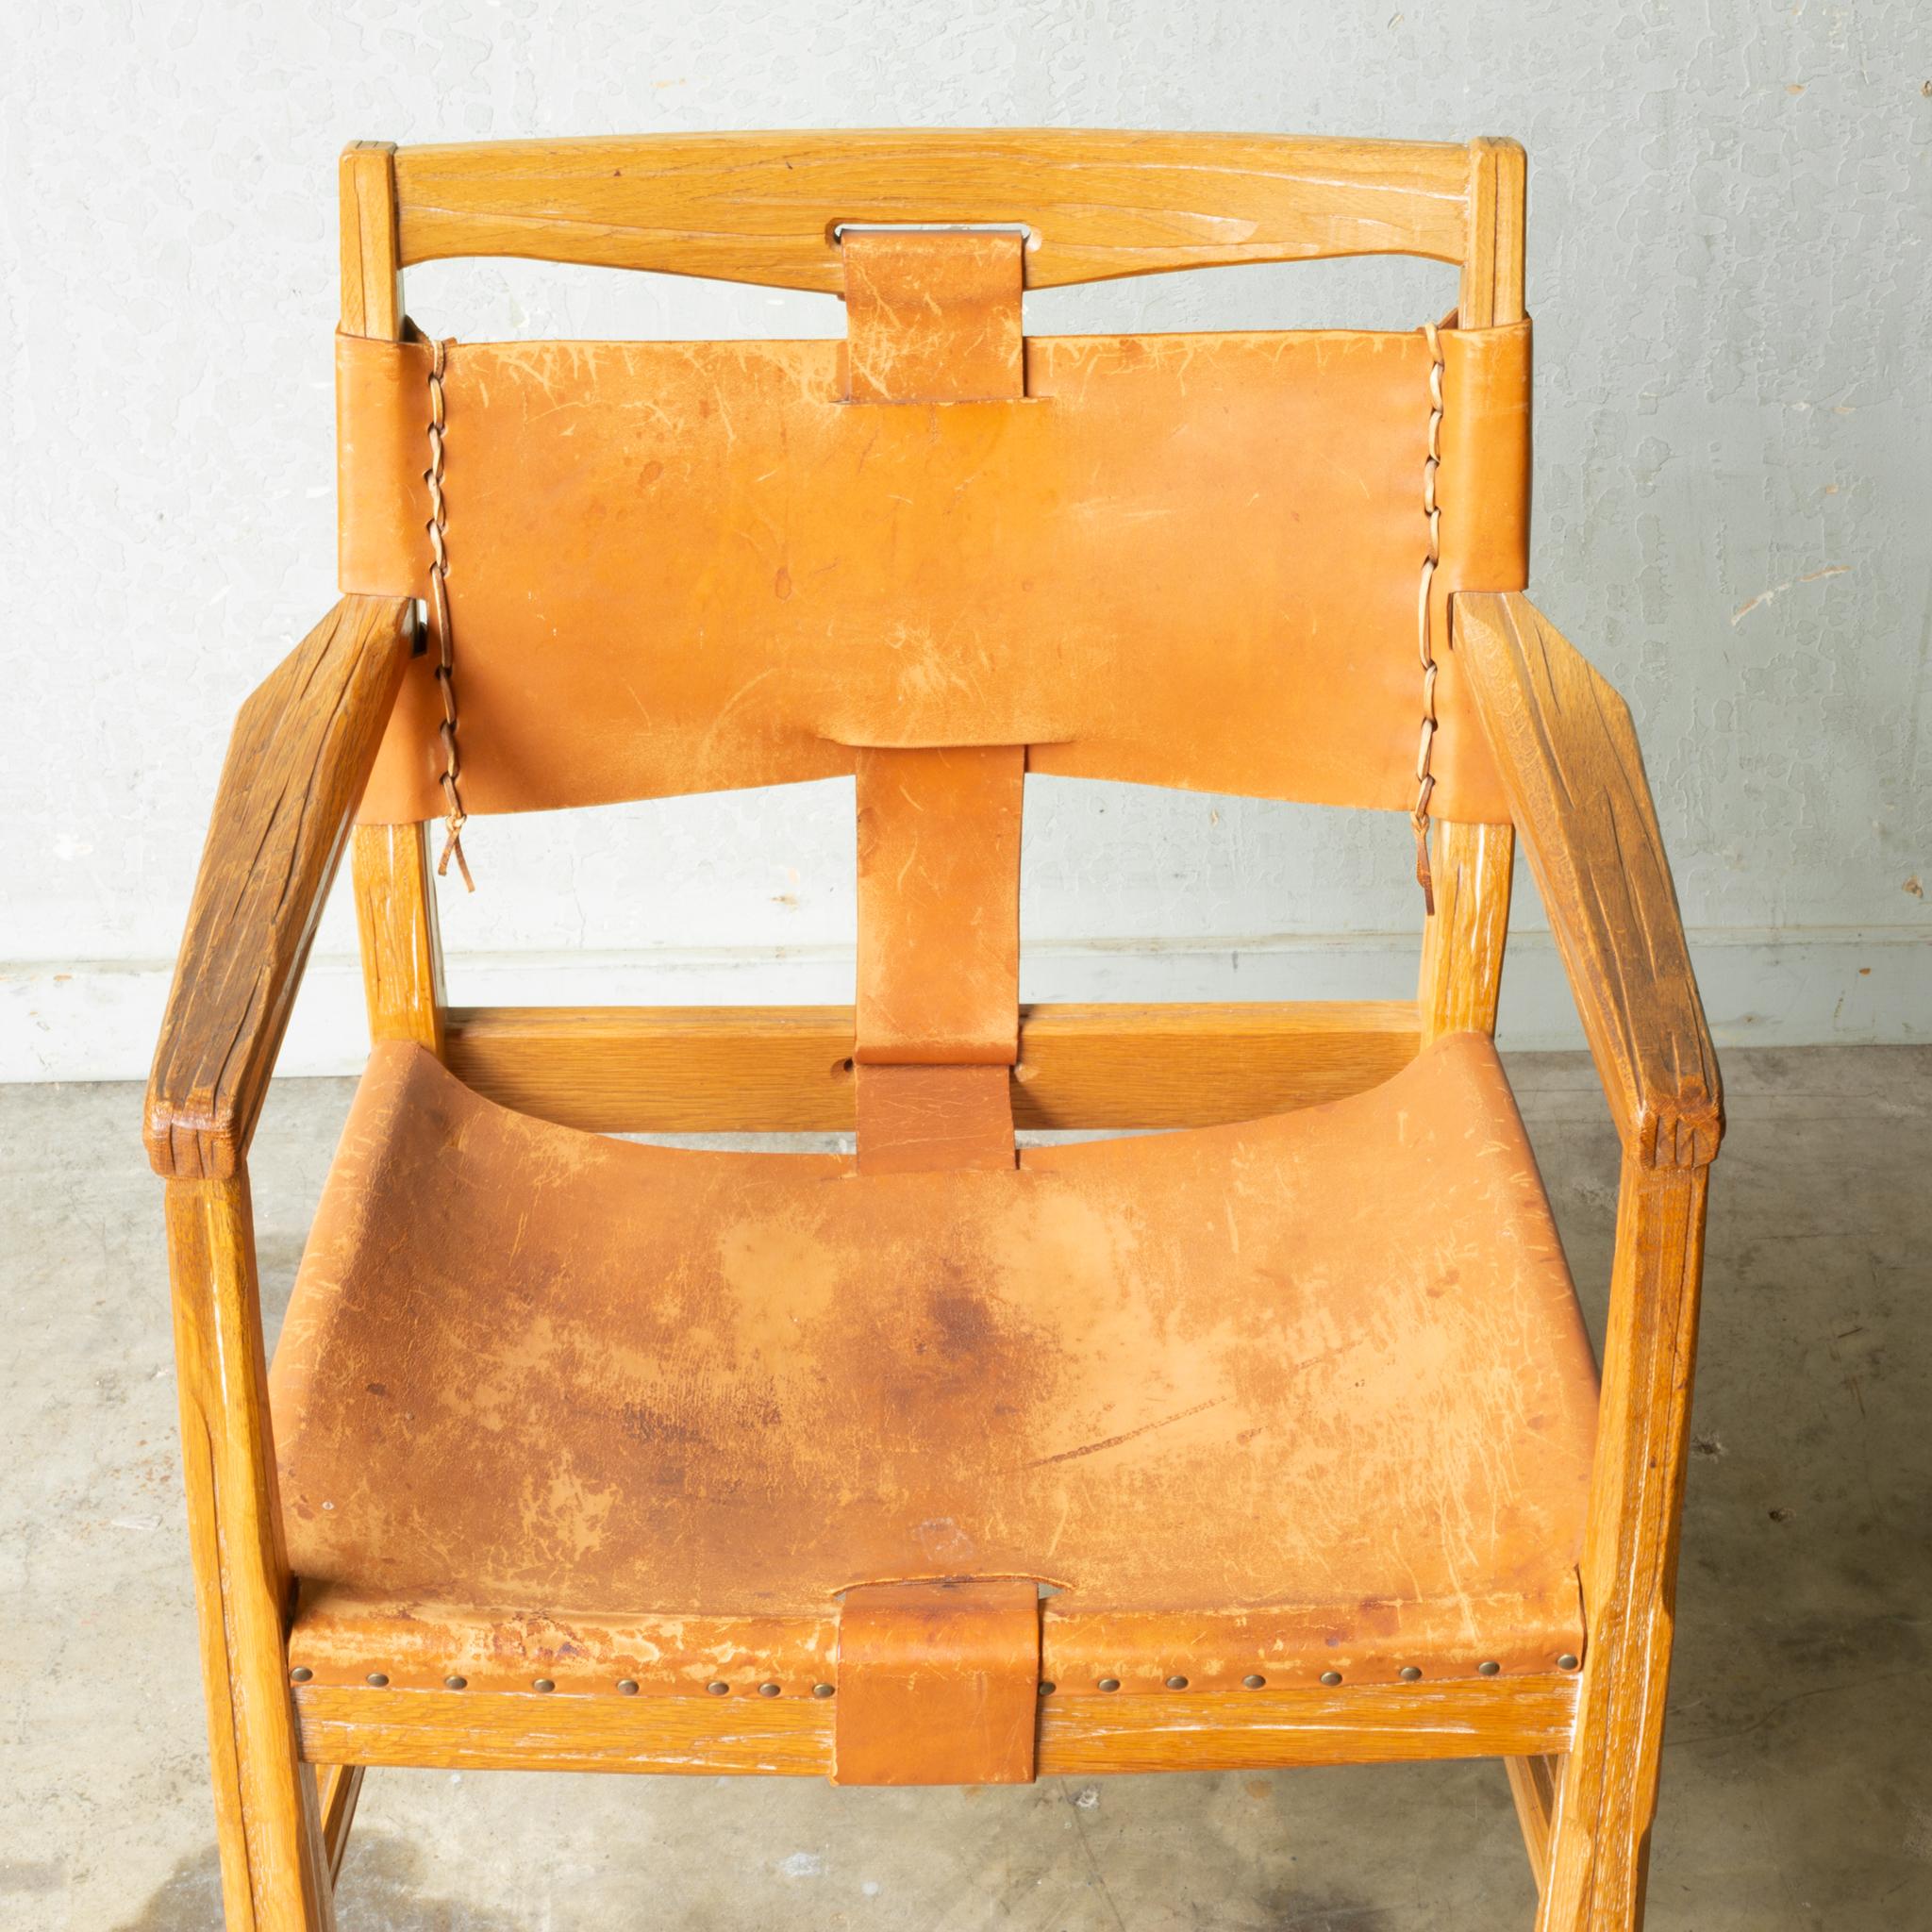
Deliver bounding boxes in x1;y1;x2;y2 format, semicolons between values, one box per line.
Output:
273;1037;1597;1677
854;1064;1014;1175
842;230;1025;404
833;1578;1041;1786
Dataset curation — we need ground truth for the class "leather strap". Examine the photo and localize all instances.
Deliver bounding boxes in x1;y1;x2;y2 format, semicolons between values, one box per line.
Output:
853;744;1024;1069
841;238;1029;1174
833;1578;1041;1786
842;229;1025;404
854;1065;1015;1176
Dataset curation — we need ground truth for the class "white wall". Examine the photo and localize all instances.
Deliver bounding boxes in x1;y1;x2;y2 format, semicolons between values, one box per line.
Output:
4;0;1928;1080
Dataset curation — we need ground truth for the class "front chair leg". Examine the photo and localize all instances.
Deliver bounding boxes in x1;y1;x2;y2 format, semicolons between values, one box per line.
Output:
1537;1160;1708;1930
168;1174;336;1931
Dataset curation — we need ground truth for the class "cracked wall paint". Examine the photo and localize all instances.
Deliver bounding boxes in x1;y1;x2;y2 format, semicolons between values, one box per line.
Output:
2;0;1927;1061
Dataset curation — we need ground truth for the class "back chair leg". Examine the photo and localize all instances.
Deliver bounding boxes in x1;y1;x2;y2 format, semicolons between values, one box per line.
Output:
316;1766;366;1887
1507;1754;1561;1894
168;1175;337;1931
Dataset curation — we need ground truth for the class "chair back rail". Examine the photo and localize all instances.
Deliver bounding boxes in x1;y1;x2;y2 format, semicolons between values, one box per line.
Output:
385;130;1490;291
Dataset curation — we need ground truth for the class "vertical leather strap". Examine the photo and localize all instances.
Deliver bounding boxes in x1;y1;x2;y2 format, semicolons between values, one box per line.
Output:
841;230;1025;404
853;744;1024;1068
833;1578;1041;1786
839;232;1030;1174
851;744;1024;1175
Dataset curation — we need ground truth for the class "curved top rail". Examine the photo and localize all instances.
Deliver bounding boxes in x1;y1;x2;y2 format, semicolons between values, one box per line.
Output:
387;129;1484;291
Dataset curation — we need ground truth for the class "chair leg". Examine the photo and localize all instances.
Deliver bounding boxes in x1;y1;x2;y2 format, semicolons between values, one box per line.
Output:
1417;818;1515;1044
1535;1630;1672;1931
1534;1163;1707;1930
169;1176;336;1931
316;1766;366;1887
1507;1754;1560;1894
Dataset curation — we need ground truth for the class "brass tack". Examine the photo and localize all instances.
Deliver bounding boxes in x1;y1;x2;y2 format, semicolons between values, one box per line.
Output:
1242;1674;1266;1689
532;1678;555;1693
1037;1681;1056;1696
1477;1660;1500;1677
812;1683;836;1699
290;1667;312;1684
706;1681;730;1695
1165;1674;1189;1690
366;1672;390;1688
617;1679;639;1695
1557;1654;1580;1672
444;1674;468;1690
758;1682;781;1697
1097;1677;1121;1692
1399;1665;1423;1682
1320;1671;1342;1687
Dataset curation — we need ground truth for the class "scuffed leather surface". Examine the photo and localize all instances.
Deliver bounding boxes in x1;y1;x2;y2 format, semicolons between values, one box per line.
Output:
854;1064;1016;1175
833;1578;1039;1785
273;1032;1593;1682
842;231;1025;404
341;321;1529;824
853;744;1024;1068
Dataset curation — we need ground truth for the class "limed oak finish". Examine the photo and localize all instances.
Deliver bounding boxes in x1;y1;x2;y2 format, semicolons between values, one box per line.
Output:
146;130;1719;1932
440;999;1424;1134
144;595;414;1181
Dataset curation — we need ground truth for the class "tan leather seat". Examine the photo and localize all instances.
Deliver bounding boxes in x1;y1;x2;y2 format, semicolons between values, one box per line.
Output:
273;1030;1596;1698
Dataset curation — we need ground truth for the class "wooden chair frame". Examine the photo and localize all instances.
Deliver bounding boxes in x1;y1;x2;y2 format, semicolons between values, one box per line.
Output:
145;132;1721;1930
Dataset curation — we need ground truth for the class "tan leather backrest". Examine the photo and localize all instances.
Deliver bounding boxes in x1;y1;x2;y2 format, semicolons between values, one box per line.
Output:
341;294;1528;825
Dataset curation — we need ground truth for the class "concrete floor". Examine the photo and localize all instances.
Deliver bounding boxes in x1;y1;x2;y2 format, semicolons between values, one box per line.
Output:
3;1046;1928;1930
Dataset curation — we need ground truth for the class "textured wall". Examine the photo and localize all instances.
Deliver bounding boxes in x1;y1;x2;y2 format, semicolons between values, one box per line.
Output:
4;0;1928;1075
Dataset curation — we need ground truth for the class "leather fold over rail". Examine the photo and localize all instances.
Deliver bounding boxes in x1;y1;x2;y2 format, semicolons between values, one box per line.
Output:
854;1065;1015;1176
340;319;1530;824
833;1579;1041;1786
842;230;1025;403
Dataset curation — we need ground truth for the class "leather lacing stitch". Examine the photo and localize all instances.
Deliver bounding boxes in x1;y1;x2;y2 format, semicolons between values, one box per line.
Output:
1411;320;1447;915
425;336;474;891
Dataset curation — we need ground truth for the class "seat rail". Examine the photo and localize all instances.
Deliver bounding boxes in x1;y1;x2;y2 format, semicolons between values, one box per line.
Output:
293;1671;1580;1780
439;999;1423;1135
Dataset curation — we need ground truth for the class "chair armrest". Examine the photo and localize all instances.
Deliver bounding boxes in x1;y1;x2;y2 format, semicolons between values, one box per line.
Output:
1455;591;1723;1169
144;594;416;1180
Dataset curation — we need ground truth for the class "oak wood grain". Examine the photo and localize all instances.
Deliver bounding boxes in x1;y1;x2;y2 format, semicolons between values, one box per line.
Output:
168;1175;335;1928
291;1674;1577;1779
143;596;415;1180
1041;1676;1578;1775
388;131;1478;291
440;1000;1422;1135
297;1684;833;1777
339;142;401;340
1541;1161;1708;1929
1417;820;1515;1044
313;1765;364;1889
1455;591;1723;1168
1458;135;1525;328
1507;1752;1561;1894
351;823;445;1054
